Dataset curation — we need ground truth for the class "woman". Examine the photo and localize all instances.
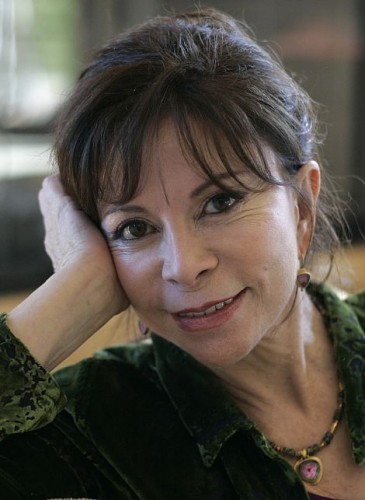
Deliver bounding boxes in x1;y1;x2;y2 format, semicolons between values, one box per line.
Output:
1;8;364;499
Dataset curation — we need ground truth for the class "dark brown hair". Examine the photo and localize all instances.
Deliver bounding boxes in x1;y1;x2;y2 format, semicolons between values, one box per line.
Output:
54;8;347;263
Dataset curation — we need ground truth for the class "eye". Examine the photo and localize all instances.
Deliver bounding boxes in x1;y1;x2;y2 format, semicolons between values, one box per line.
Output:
203;192;243;215
114;219;155;241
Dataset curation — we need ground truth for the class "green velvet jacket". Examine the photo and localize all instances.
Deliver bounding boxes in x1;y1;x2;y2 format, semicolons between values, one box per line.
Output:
0;283;364;499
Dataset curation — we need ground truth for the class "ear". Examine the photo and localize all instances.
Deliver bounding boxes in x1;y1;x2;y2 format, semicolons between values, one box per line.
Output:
294;161;321;259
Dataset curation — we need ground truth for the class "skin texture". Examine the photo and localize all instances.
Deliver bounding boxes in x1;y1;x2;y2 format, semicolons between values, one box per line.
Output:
100;123;319;372
7;177;128;370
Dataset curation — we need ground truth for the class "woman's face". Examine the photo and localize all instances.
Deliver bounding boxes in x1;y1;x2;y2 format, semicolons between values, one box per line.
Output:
100;124;316;369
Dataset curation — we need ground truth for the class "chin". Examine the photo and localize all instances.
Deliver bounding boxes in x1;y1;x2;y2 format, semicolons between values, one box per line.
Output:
177;334;257;371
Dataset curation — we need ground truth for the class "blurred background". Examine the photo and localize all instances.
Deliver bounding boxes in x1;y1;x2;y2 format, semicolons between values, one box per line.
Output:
1;0;365;298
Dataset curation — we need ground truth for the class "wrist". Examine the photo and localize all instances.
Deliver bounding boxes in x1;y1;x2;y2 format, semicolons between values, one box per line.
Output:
7;262;127;370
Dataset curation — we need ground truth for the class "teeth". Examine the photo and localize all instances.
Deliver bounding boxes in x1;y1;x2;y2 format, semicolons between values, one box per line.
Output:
215;302;225;310
179;297;234;318
189;311;205;318
205;305;217;315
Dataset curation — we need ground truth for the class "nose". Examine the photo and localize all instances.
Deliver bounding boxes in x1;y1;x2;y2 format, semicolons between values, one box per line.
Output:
161;225;218;287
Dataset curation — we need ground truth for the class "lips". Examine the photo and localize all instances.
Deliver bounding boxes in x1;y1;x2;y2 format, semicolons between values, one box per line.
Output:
172;289;245;332
177;297;234;318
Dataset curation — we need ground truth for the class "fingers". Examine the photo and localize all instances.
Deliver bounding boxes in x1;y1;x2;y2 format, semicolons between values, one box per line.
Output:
38;175;89;271
6;176;131;368
39;175;75;219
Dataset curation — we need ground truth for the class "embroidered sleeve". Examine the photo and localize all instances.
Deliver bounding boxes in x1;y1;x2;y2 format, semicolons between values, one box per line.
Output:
0;313;67;441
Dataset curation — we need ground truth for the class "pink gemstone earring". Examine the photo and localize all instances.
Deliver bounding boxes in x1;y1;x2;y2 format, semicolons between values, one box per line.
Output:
138;320;150;336
296;261;311;290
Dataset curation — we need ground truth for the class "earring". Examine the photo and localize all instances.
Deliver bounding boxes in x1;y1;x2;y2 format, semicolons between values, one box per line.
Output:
138;320;150;336
296;261;311;290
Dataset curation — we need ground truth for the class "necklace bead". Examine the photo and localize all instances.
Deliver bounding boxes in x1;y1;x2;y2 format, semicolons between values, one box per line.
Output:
269;383;344;485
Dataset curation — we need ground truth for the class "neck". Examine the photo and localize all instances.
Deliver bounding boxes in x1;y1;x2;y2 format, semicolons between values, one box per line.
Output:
210;290;337;414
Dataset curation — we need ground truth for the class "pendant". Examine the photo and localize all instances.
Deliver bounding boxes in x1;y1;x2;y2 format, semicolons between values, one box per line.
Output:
294;456;323;485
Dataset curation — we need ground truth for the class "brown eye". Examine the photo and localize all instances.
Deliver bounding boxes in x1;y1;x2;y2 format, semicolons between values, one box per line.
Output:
117;220;154;240
204;193;241;214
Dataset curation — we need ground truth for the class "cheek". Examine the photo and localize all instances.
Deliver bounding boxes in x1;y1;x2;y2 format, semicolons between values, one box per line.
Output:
110;248;158;305
262;221;299;292
230;211;299;284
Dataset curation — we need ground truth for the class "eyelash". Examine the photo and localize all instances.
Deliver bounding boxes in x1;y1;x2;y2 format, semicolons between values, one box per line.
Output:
112;219;156;241
201;190;245;216
112;190;245;242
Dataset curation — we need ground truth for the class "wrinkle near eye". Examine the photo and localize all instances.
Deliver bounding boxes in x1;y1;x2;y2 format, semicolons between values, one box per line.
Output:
204;193;240;214
210;207;271;227
202;191;273;227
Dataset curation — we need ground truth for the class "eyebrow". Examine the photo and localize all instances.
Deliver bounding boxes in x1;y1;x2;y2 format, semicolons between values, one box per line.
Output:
103;205;147;217
190;172;241;198
103;171;243;218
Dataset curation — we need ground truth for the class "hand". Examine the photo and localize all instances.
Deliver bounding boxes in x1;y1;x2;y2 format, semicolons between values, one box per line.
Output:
39;175;109;272
7;176;129;370
38;175;128;314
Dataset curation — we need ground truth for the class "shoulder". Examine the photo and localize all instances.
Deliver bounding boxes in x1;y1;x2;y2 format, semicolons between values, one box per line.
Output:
344;290;365;327
51;340;205;492
54;340;161;407
52;340;177;435
309;282;365;332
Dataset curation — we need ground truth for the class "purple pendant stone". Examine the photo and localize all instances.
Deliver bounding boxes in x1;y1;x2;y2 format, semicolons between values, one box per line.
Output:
295;456;323;485
297;272;310;289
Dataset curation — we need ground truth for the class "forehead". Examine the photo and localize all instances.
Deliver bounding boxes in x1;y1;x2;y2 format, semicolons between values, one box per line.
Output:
144;119;279;179
98;116;281;217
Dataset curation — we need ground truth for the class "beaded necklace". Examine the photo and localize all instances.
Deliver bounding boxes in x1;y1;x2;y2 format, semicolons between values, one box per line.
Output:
269;382;345;485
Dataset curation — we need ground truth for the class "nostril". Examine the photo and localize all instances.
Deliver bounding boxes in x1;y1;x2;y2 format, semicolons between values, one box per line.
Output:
161;253;218;286
161;230;219;285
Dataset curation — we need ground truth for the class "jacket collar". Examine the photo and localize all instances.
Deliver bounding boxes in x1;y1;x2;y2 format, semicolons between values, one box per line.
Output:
152;283;365;467
311;284;365;465
152;335;252;467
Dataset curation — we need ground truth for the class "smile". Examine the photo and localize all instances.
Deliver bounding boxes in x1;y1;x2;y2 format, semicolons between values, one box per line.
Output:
177;298;234;318
172;289;246;332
